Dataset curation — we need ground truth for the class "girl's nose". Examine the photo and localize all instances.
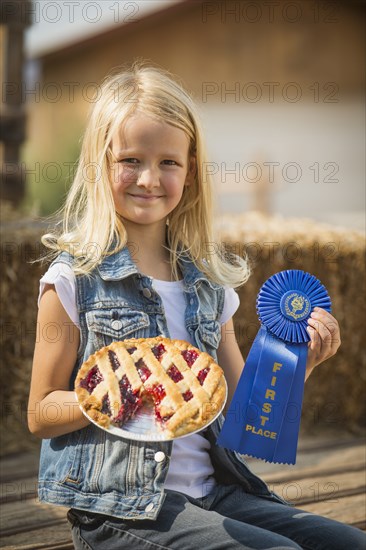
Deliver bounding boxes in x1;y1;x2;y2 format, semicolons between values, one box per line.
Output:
136;167;160;188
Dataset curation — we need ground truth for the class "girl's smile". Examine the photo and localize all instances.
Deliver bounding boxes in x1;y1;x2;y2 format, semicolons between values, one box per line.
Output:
127;193;164;201
110;114;195;229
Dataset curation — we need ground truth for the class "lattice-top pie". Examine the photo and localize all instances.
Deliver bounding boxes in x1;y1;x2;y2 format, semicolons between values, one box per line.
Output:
75;337;226;439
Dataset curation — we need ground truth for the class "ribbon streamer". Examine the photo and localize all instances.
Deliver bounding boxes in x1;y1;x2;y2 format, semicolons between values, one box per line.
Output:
217;270;331;464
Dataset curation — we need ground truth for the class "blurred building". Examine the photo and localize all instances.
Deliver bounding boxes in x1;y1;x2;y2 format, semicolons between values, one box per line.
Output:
23;0;365;230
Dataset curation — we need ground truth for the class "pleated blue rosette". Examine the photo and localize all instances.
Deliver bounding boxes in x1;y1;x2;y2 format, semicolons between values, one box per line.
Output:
217;270;331;464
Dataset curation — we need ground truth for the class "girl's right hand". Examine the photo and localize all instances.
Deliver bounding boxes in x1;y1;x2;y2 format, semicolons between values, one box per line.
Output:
28;284;90;438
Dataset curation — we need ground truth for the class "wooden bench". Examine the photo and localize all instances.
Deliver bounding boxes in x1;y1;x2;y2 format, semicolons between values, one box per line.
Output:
1;435;364;549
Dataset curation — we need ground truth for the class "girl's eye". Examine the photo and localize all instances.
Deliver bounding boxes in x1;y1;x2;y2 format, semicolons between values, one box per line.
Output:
162;160;178;166
120;158;139;164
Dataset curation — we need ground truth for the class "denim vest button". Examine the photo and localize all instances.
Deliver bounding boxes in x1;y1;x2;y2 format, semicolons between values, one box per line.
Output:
142;288;152;298
111;319;123;330
145;503;154;512
154;451;165;463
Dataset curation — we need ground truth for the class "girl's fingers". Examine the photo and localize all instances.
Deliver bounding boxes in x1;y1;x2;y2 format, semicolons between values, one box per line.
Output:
310;309;341;349
313;307;337;322
308;317;332;348
312;308;339;332
306;308;341;369
307;325;319;352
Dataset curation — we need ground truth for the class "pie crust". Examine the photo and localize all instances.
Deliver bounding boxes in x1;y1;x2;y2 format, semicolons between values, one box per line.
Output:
75;336;226;439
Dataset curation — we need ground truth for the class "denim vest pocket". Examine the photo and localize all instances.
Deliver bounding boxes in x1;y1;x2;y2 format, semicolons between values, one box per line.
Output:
86;307;150;347
61;427;91;486
43;429;87;486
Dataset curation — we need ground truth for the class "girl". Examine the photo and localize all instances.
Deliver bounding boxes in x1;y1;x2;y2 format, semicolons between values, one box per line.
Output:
28;63;364;549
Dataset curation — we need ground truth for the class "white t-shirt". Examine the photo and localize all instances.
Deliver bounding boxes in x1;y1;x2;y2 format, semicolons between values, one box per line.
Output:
38;262;240;498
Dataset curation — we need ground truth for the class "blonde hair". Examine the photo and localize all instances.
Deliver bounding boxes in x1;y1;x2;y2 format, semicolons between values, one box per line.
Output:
41;61;249;288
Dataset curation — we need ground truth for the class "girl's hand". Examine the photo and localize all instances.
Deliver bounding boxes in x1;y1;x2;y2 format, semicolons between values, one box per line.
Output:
305;307;341;378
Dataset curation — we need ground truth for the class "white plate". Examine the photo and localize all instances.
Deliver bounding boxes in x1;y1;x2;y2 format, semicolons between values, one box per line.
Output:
76;378;227;442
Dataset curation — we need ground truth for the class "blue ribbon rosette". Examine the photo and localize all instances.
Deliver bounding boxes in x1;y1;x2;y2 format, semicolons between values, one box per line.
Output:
217;270;331;464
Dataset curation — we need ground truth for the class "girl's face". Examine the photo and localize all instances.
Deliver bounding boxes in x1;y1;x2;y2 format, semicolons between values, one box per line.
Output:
110;114;195;230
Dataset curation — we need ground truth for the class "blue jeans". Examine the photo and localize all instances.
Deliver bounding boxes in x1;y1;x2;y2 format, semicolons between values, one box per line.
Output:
68;484;366;549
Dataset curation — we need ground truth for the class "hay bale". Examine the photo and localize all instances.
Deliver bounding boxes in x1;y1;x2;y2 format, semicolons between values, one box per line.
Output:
1;207;48;456
0;209;364;456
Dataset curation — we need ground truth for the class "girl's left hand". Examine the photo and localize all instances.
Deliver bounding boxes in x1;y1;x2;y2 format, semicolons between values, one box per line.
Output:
306;307;341;377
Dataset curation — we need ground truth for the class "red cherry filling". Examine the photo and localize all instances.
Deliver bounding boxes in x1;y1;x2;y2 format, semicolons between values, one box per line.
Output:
181;349;199;367
197;367;210;385
101;394;111;415
167;364;183;383
152;343;166;361
146;384;166;405
80;366;103;393
127;346;137;354
119;375;139;404
108;350;121;372
145;384;171;425
182;390;193;402
136;358;152;382
113;375;142;427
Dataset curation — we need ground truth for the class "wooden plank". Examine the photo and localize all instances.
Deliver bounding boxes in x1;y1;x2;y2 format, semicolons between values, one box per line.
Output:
0;500;68;537
300;493;366;530
262;456;365;485
296;435;365;453
0;451;39;483
267;469;365;506
0;522;72;550
0;475;38;504
250;441;365;481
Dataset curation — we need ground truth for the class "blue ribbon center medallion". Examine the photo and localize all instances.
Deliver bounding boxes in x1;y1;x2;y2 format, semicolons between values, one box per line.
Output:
217;270;331;465
280;291;311;321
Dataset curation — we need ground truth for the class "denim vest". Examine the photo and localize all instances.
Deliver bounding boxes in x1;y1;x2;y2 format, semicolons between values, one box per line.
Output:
38;247;286;519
